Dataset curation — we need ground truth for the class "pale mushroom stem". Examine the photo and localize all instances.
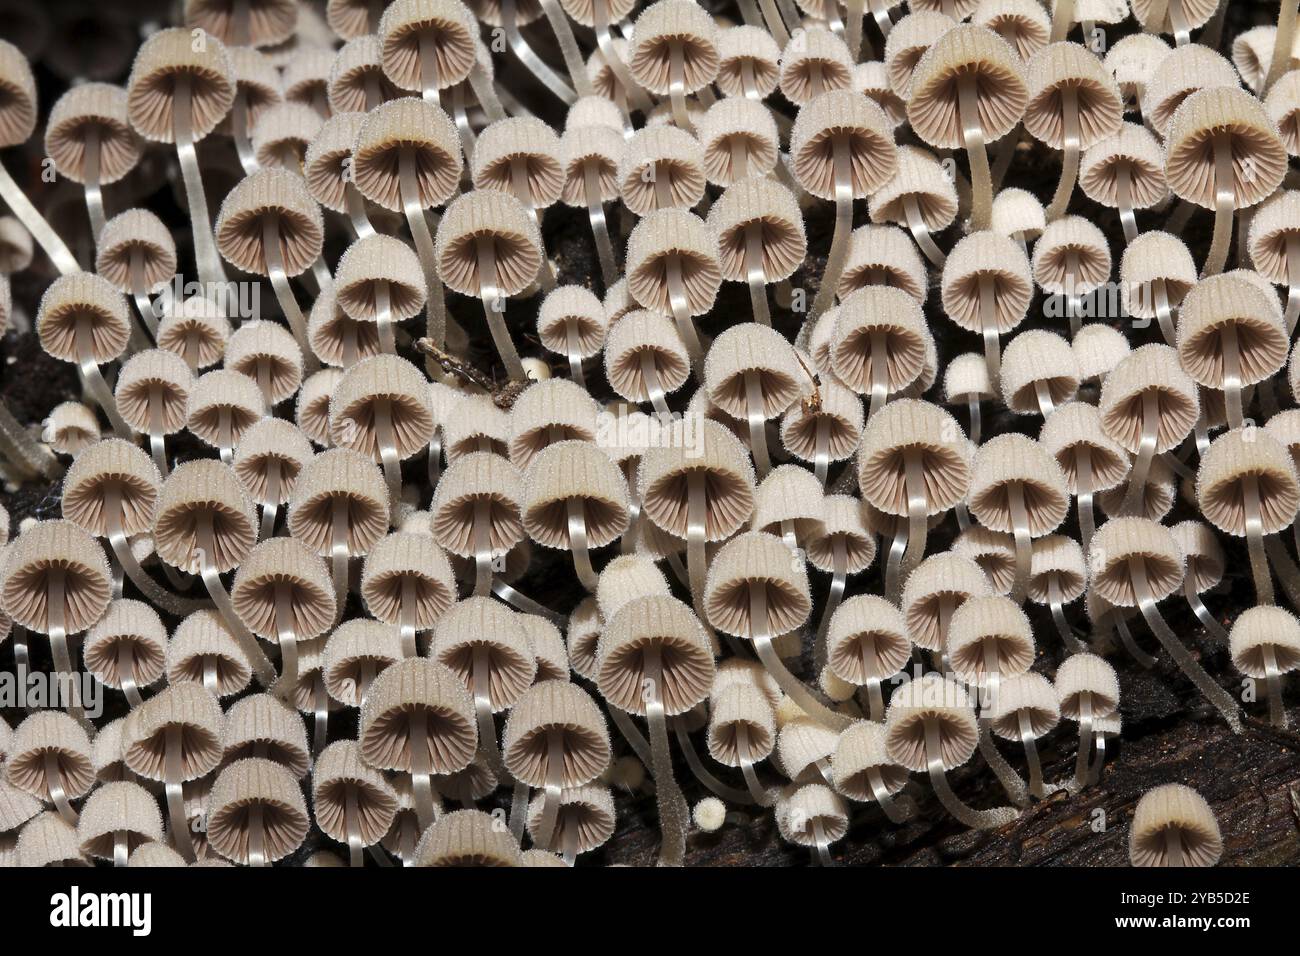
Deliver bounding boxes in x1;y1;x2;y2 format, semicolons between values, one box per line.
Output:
259;460;281;539
1128;555;1244;733
0;157;81;276
845;0;865;59
417;31;442;106
82;123;107;246
472;644;506;777
230;90;259;176
1119;389;1159;517
373;397;404;518
743;370;773;478
583;161;617;289
74;318;132;438
408;709;438;831
1071;691;1093;790
1204;134;1235;277
509;157;557;292
565;497;601;591
450;82;476;170
924;717;1019;829
104;483;210;615
507;779;528;840
1262;643;1289;727
1034;380;1055;418
749;581;851;731
977;649;1031;807
1183;575;1230;643
1076;446;1096;554
814;416;832;487
42;748;78;825
1114;612;1158;667
217;406;234;464
902;194;946;266
743;222;772;327
313;674;330;756
0;398;63;480
900;446;929;590
640;352;671;417
867;328;890;420
957;75;994;232
173;74;227;288
859;640;885;720
468;61;509;124
272;581;300;696
475;235;528;383
725;721;768;805
262;216;318;371
814;537;848;666
400;575;419;658
869;767;911;822
1051;0;1076;42
1047;87;1081;223
674;718;756;804
427;431;442;489
344;786;364;867
44;569;90;733
1007;481;1033;602
884;519;907;605
622;464;643;553
1153;278;1176;345
757;0;792;46
866;0;893;37
978;274;1000;390
10;626;33;715
736;0;764;27
1048;575;1084;653
643;641;689;866
1017;710;1045;799
593;0;655;114
1241;472;1275;606
397;149;446;367
1286;234;1300;335
533;727;566;850
538;0;595;100
809;817;834;866
666;254;705;371
991;124;1020;189
501;0;577;104
129;248;161;340
194;512;278;688
330;496;350;616
807;134;854;328
491;576;568;625
164;724;195;861
561;819;580;865
1168;0;1191;45
472;498;494;599
1064;250;1082;338
345;179;375;239
1116;162;1138;244
967;395;982;445
1087;732;1108;783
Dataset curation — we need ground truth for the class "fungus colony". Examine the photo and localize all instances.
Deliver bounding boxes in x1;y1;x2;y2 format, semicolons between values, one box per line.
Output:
4;0;1300;868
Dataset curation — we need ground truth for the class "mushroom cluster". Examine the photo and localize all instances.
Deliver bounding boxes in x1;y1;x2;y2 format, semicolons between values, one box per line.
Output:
0;0;1295;868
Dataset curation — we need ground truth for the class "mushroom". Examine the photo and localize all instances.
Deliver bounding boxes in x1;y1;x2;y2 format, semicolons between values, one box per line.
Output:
0;40;79;274
1129;784;1222;867
1089;516;1243;733
126;27;236;287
